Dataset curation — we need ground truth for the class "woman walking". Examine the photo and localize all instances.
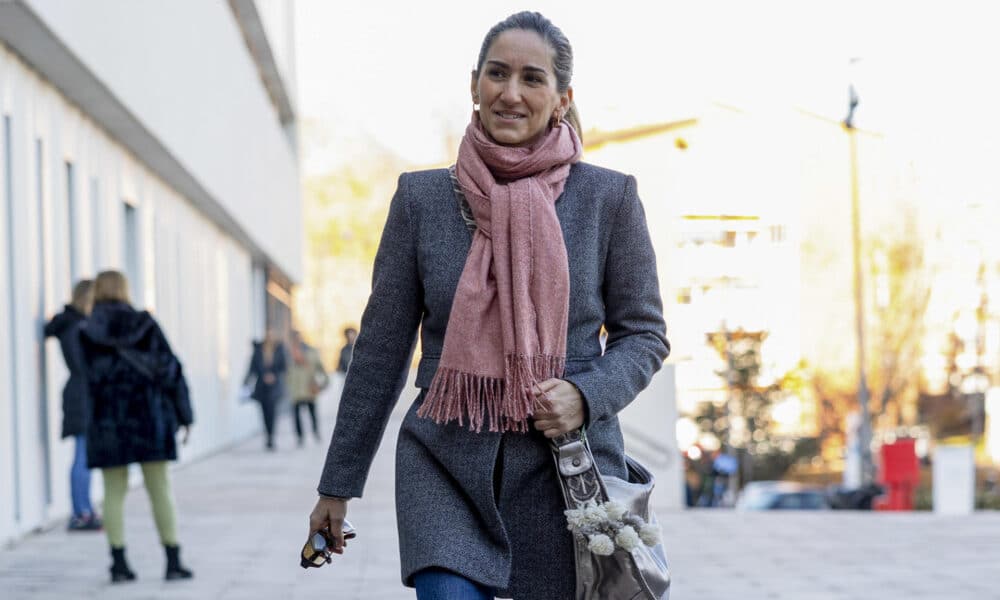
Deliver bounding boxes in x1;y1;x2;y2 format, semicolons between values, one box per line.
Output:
287;330;329;446
244;330;287;450
78;270;194;583
44;279;101;531
308;12;668;599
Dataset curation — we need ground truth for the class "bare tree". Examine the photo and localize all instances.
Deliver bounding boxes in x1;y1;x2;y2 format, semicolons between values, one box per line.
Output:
867;206;931;430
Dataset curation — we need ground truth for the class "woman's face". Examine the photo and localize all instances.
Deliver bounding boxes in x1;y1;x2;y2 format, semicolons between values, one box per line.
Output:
472;29;571;147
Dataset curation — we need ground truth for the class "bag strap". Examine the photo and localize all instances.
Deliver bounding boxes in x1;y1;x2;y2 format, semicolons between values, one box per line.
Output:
550;429;608;509
115;346;156;382
552;431;670;600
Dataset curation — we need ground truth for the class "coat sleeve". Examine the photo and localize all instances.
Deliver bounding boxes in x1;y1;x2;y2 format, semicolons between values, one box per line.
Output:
150;320;194;427
274;345;288;374
245;346;265;385
562;175;670;425
43;315;59;337
243;353;257;386
170;365;194;427
317;174;423;498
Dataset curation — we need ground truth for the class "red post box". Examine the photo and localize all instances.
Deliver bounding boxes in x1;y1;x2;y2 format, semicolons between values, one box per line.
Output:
877;439;919;511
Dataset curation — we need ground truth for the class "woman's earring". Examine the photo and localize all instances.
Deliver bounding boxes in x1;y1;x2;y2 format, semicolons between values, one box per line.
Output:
551;111;563;127
473;95;480;111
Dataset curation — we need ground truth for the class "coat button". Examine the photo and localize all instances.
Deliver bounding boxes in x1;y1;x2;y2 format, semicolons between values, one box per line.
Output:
572;458;581;467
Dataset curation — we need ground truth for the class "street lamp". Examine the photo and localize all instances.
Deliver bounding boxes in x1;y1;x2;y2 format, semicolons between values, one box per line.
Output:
843;61;875;486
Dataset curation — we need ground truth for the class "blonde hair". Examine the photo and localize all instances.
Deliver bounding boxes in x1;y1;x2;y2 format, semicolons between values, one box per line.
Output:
70;279;94;314
93;270;131;304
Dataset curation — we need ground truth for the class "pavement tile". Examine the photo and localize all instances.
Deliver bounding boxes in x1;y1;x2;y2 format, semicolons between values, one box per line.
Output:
2;395;998;599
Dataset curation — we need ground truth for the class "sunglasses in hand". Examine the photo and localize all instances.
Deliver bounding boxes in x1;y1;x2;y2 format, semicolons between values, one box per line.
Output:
300;520;357;569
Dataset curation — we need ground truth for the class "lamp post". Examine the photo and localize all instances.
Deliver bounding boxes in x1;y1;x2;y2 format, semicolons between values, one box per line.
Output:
843;65;875;486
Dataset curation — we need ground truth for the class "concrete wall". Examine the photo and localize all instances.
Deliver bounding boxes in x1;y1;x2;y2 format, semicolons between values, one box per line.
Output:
0;39;268;547
254;0;298;110
618;365;686;511
22;0;303;282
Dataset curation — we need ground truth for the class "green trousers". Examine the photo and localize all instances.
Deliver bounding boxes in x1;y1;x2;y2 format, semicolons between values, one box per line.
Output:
102;461;179;548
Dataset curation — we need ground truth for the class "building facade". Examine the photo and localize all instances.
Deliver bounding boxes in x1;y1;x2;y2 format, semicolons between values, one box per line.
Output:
0;0;302;545
586;95;1000;481
584;102;903;483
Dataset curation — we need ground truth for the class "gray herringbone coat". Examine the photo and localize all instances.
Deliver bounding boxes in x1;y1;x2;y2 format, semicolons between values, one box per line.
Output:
318;162;669;599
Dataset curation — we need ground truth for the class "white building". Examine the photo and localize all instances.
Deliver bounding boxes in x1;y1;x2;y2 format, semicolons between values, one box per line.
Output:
0;0;302;545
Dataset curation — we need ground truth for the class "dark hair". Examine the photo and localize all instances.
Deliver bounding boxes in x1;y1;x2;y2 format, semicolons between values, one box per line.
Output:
474;11;582;139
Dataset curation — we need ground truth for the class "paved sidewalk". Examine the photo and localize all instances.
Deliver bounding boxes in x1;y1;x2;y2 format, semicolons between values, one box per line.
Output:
2;400;999;599
0;400;412;600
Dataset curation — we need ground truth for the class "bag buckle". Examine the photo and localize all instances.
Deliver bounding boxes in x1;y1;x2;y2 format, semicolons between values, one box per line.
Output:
557;440;593;476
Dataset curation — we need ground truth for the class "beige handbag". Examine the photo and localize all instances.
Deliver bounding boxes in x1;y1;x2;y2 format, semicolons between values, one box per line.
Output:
551;429;671;600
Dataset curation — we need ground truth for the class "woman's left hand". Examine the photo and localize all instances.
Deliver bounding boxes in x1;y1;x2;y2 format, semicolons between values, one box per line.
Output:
532;379;586;438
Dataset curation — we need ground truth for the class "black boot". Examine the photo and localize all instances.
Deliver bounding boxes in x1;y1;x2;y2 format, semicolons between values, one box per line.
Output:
164;544;194;581
109;547;136;583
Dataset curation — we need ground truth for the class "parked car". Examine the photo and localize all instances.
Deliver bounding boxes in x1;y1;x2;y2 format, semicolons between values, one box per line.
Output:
735;481;831;510
826;483;886;510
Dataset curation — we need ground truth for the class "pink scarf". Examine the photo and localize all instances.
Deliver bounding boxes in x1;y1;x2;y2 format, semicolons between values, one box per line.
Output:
417;113;582;432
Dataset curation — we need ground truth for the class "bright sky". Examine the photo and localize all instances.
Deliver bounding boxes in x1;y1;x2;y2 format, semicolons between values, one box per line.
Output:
295;0;1000;178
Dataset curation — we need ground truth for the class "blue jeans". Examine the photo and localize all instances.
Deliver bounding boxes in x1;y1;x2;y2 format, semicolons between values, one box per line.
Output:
413;568;493;600
70;435;94;517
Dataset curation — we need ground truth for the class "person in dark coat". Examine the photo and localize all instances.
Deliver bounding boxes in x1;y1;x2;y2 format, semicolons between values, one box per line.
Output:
78;270;194;583
308;12;669;600
44;279;101;531
244;330;287;450
336;327;357;374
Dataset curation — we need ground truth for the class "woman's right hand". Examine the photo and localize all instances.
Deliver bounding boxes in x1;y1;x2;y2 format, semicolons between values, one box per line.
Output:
309;497;349;554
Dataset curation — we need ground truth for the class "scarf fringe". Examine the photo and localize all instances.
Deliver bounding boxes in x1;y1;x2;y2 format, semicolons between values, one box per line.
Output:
417;354;566;433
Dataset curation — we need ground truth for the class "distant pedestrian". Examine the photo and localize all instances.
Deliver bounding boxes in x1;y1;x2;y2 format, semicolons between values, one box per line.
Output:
330;327;357;409
44;279;101;532
684;454;702;508
711;451;738;507
287;330;329;446
336;327;357;374
244;329;287;450
78;270;194;583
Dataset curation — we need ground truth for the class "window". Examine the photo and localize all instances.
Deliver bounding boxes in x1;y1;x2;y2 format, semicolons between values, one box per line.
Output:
4;115;22;519
770;225;786;243
216;247;229;382
35;138;52;506
774;493;826;510
123;201;140;303
90;178;101;270
66;162;78;283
